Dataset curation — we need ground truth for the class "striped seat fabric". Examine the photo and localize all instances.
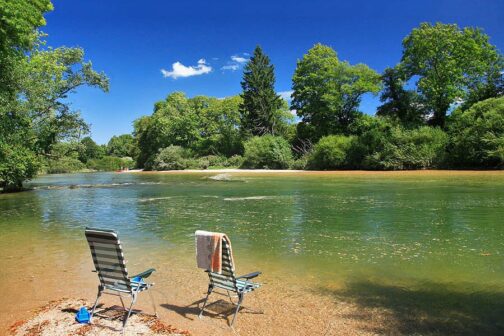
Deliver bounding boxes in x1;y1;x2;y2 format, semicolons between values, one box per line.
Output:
207;237;259;293
85;228;133;293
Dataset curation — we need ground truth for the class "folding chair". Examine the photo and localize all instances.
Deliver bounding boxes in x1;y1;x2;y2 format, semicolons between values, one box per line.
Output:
85;227;157;333
197;232;261;327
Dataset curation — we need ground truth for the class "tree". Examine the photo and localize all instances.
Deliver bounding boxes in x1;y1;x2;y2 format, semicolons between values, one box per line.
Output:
447;96;504;167
242;135;293;169
292;44;381;140
107;134;136;157
401;22;504;127
240;46;284;136
0;1;109;192
376;67;426;125
79;137;105;163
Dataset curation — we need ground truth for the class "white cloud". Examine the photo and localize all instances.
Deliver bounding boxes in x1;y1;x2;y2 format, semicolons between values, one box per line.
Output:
278;90;293;101
221;64;240;71
161;58;212;79
231;55;248;63
221;53;249;72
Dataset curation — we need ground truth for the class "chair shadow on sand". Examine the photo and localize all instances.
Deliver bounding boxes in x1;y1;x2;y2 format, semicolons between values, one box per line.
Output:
161;297;263;326
324;280;504;336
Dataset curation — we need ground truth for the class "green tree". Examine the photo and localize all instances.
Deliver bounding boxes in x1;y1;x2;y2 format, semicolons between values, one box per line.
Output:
401;22;504;127
240;46;284;136
0;1;109;191
292;43;381;140
79;136;105;163
447;96;504;167
307;135;356;170
377;67;426;125
107;134;136;157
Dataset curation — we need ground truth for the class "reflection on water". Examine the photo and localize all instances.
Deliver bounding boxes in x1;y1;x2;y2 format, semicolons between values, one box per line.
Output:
1;171;504;330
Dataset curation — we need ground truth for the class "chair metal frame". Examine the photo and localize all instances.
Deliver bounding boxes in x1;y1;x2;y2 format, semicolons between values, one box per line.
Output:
85;227;157;333
198;235;261;327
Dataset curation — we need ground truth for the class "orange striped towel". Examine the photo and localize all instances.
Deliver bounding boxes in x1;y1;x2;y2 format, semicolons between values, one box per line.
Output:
195;230;227;273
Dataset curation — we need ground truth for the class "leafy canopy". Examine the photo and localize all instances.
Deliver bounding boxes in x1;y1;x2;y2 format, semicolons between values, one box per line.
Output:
292;43;381;140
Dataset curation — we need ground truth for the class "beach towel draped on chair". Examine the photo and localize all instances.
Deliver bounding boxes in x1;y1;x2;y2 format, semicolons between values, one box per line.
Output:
85;227;157;334
195;230;262;327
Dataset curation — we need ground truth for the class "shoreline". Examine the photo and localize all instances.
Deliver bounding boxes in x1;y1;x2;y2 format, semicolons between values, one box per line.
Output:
123;168;504;176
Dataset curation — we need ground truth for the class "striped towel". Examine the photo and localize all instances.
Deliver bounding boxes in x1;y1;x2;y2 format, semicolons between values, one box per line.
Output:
195;230;232;274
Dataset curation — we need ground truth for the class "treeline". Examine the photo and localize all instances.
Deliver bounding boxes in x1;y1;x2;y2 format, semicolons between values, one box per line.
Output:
42;135;137;173
134;23;503;171
1;0;503;193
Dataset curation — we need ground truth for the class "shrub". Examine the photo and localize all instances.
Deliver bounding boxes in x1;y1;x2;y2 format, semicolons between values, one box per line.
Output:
150;146;189;171
290;155;309;170
361;125;448;170
87;156;133;171
242;135;293;169
46;157;86;174
225;155;244;168
447;96;504;168
307;135;355;170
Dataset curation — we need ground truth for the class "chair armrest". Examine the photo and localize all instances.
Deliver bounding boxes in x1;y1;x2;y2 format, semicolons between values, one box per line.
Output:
130;268;156;279
236;271;261;280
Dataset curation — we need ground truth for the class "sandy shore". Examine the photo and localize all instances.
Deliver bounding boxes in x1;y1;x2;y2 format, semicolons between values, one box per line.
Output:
125;168;504;177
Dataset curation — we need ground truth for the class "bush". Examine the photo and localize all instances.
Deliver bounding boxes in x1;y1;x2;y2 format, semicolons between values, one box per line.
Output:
361;125;448;170
290;155;309;170
46;157;86;174
307;135;355;170
447;96;504;168
242;135;293;169
150;146;189;171
87;156;133;171
225;155;244;168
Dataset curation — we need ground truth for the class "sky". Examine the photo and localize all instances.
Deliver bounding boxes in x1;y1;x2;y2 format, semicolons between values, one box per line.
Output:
43;0;504;144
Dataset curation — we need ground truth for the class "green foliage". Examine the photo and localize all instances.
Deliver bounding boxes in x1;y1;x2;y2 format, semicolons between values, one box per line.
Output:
359;123;448;170
240;46;285;136
292;43;381;140
79;137;105;163
377;67;426;125
0;1;109;191
242;135;293;169
0;142;40;192
149;145;189;171
401;22;503;127
46;157;85;174
134;93;242;168
307;135;356;170
447;96;504;167
107;134;136;157
87;156;133;171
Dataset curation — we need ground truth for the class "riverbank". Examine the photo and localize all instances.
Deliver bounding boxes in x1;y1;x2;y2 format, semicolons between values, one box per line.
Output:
127;168;504;177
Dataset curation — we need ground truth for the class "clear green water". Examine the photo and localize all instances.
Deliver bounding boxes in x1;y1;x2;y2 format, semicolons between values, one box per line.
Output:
1;172;504;332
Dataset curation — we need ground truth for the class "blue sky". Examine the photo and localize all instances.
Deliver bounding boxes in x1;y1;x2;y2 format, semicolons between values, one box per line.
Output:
44;0;504;144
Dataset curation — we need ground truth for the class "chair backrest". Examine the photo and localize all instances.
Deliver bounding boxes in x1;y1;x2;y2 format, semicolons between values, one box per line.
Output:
207;236;238;292
85;227;131;293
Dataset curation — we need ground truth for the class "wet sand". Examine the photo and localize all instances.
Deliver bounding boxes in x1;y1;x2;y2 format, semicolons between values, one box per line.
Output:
0;240;395;336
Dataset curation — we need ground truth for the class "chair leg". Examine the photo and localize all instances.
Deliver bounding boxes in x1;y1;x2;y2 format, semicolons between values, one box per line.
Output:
122;294;137;334
230;293;244;327
147;288;158;317
199;284;213;319
89;286;103;323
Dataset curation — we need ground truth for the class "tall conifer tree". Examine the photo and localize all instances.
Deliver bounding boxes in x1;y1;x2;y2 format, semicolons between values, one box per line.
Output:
240;46;282;136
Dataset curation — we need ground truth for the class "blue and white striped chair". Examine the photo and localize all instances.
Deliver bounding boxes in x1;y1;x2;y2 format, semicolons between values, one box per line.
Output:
199;234;262;327
85;227;157;332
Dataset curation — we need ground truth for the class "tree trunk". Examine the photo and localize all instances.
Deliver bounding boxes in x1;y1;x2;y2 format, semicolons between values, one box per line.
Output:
1;180;24;193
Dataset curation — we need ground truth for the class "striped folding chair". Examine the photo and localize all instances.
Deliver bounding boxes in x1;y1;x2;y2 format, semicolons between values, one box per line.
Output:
198;234;262;327
85;227;157;332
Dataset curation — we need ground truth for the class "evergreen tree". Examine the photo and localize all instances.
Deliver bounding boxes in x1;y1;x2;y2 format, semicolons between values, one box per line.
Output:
240;46;282;136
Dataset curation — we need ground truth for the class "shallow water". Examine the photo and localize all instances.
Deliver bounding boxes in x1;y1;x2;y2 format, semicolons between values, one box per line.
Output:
1;171;504;334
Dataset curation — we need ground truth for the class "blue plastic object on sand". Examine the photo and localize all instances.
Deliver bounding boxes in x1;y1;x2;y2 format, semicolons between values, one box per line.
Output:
132;276;144;283
76;307;90;323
